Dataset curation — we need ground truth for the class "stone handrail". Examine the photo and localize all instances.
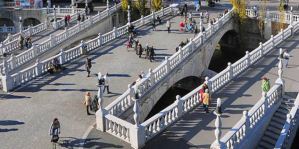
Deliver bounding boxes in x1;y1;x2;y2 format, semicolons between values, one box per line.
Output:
217;84;282;148
245;9;299;24
103;8;234;117
0;9;86;55
0;4;120;75
274;93;299;149
2;6;173;92
104;114;134;143
0;26;15;33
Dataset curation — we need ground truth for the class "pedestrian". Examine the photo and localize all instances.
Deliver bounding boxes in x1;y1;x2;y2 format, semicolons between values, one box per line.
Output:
261;77;270;93
85;57;92;77
64;15;68;27
83;92;92;115
199;83;208;103
136;74;143;84
77;13;81;23
134;39;139;55
145;44;150;59
19;35;24;49
149;46;155;62
138;43;143;58
82;15;85;22
152;19;156;31
49;118;60;143
166;19;171;33
91;95;99;112
157;16;161;24
280;50;291;68
202;89;210;113
103;73;110;94
67;15;71;25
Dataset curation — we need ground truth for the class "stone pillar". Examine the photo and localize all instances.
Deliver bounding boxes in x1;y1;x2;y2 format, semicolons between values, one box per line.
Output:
85;0;88;8
227;62;233;79
113;27;117;38
175;95;183;117
71;0;75;13
148;68;154;85
28;25;32;36
178;46;183;59
205;76;212;93
64;27;68;37
59;49;65;64
214;108;222;148
44;19;48;29
47;0;51;8
245;51;251;66
35;59;42;76
281;29;284;40
259;42;264;56
271;35;274;48
128;84;134;106
276;48;285;95
141;15;144;25
189;38;194;51
19;16;22;33
49;34;55;47
53;5;57;29
130;97;146;149
165;56;170;72
57;5;60;14
9;54;15;70
290;7;293;25
243;110;250;135
97;33;102;46
262;91;268;111
127;5;131;25
96;97;107;131
106;0;110;14
264;18;272;40
199;18;203;32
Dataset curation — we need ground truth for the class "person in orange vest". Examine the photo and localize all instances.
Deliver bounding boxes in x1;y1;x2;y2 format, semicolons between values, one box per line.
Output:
202;89;210;113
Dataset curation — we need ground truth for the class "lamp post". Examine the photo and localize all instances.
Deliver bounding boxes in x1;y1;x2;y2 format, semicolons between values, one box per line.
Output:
19;16;22;33
127;5;131;25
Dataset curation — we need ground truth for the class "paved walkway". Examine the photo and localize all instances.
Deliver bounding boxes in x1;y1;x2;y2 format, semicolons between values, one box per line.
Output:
0;14;195;148
143;23;299;149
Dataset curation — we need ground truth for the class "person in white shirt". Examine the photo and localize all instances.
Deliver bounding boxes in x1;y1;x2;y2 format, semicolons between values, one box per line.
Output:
103;73;110;94
282;51;291;68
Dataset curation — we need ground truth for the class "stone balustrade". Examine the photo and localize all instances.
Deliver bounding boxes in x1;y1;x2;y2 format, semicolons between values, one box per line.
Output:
0;4;120;75
212;84;283;149
0;6;173;92
0;8;86;55
0;26;16;33
274;93;299;149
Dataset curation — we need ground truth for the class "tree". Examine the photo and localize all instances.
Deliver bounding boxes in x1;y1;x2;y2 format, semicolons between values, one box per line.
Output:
121;0;129;11
134;0;146;16
258;0;267;38
151;0;162;11
230;0;247;23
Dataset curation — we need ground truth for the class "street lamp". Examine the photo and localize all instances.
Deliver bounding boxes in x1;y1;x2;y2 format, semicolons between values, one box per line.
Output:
19;16;22;32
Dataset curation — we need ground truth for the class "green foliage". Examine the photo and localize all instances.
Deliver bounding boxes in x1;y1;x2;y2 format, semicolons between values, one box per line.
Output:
121;0;129;11
151;0;162;11
134;0;147;16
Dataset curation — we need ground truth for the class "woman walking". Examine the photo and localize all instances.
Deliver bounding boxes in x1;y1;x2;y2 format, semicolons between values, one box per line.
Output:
83;92;92;115
49;118;60;148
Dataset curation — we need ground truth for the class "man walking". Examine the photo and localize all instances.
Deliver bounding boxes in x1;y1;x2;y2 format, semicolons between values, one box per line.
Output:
83;92;92;115
149;46;155;62
282;50;291;68
85;58;92;77
103;73;110;94
166;19;171;33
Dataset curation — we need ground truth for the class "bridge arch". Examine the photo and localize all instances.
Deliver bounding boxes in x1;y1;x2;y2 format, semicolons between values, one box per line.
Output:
23;18;41;27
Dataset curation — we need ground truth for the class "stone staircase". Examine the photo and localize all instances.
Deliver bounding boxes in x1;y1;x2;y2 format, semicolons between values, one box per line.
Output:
256;96;295;149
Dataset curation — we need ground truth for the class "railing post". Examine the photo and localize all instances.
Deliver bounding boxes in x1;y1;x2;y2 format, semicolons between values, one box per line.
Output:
259;42;264;56
89;16;93;25
290;7;293;25
130;97;145;149
9;54;15;70
57;5;60;14
1;59;13;92
271;35;274;48
178;46;183;59
262;91;268;112
80;40;87;55
106;0;110;14
205;76;212;93
44;19;48;29
64;27;68;37
97;33;102;46
243;110;250;135
78;21;81;31
148;68;154;85
128;84;134;106
96;96;107;131
227;62;233;79
189;38;194;51
113;27;117;38
35;59;42;76
127;5;131;24
165;56;170;72
141;15;144;25
281;28;284;40
59;49;65;64
245;51;251;66
276;48;285;95
28;25;32;36
162;7;164;16
214;107;222;148
49;34;55;47
175;95;184;117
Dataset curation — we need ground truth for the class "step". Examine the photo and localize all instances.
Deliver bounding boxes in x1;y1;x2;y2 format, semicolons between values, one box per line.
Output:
274;112;286;119
264;129;280;138
277;107;289;114
267;125;282;134
261;136;276;146
258;140;274;149
271;117;285;127
269;121;284;130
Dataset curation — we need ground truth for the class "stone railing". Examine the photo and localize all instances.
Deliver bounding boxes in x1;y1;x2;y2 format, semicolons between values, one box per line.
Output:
214;84;283;149
274;94;299;149
0;4;120;74
0;26;16;33
103;8;233;117
1;6;173;92
0;9;86;55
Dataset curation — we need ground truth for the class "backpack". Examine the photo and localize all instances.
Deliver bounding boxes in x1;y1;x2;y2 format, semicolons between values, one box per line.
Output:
98;78;105;86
